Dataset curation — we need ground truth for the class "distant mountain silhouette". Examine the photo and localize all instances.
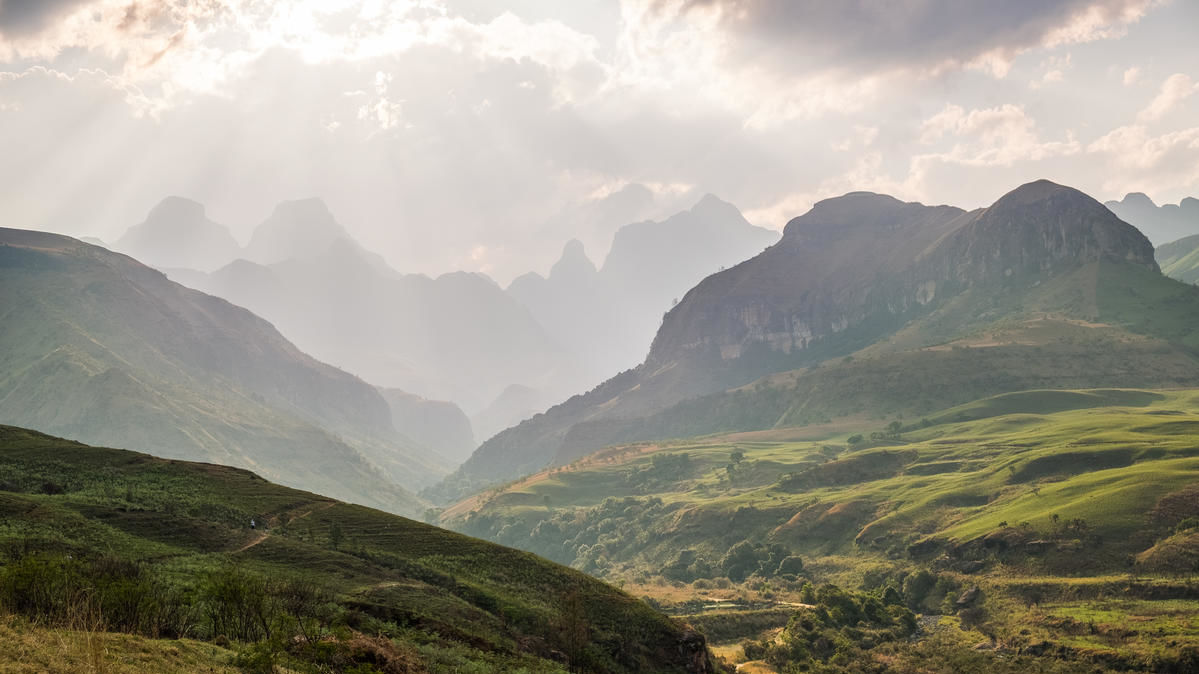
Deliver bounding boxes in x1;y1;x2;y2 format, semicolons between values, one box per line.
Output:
115;197;241;271
164;200;564;415
507;195;780;400
1105;192;1199;245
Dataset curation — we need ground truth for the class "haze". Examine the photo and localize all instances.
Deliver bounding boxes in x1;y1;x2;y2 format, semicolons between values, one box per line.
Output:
1;0;1197;284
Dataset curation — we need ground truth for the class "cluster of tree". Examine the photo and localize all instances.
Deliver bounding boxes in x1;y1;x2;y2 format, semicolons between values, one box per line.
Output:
663;542;804;584
740;583;918;671
625;453;693;491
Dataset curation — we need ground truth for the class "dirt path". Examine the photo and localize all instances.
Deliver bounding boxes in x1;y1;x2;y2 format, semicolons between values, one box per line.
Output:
230;500;337;554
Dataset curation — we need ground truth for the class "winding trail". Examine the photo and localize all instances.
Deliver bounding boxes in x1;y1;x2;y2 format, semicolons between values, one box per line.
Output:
230;500;337;554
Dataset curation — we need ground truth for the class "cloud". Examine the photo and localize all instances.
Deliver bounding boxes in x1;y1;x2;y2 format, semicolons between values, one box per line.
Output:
1138;73;1198;122
0;0;94;38
1123;66;1141;85
1087;123;1199;194
642;0;1154;78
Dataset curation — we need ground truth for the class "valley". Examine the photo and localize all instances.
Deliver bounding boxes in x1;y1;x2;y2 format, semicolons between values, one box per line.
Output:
446;388;1199;671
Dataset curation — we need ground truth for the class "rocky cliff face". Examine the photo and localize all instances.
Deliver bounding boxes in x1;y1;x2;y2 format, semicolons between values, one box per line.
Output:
649;180;1155;366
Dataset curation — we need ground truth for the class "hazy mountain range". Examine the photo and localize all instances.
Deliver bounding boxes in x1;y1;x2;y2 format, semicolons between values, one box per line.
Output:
1105;192;1199;246
108;193;779;444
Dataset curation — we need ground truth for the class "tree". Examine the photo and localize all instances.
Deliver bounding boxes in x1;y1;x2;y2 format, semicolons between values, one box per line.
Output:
730;449;744;465
846;434;864;447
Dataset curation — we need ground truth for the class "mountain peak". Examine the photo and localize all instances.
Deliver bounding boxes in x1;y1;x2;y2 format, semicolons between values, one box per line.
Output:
690;193;744;222
990;179;1091;209
147;195;206;222
782;191;935;241
115;196;240;271
549;239;597;281
245;197;352;265
1119;191;1158;208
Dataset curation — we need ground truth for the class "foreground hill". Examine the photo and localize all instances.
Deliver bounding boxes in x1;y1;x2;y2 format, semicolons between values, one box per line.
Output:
447;388;1199;671
0;227;447;514
0;426;714;673
440;180;1199;498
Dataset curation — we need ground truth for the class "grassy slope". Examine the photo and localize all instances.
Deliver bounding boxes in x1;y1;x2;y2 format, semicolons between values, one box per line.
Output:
1157;234;1199;284
451;387;1199;568
0;426;709;674
448;388;1199;667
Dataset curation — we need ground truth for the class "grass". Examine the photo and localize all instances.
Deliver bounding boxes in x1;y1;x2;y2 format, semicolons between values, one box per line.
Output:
0;615;240;674
0;425;712;674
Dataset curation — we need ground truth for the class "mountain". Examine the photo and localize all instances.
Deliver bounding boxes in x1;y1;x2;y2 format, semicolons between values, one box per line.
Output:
1156;233;1199;284
0;227;449;515
114;196;242;271
183;241;563;413
243;198;352;265
1105;192;1199;245
507;196;780;407
377;387;475;464
440;180;1199;499
0;425;715;674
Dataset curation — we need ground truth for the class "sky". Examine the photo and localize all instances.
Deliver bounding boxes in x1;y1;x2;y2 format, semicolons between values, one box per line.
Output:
1;0;1197;283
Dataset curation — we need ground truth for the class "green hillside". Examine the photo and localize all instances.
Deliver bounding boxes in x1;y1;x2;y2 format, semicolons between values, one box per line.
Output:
448;388;1199;671
0;227;448;516
0;425;714;673
1156;233;1199;284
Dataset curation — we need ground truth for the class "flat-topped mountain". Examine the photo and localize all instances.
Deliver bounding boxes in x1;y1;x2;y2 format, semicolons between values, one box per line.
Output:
243;197;353;265
439;180;1196;499
0;227;448;515
114;196;242;271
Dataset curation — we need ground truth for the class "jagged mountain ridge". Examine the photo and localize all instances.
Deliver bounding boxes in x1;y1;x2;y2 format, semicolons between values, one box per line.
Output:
505;195;780;412
1105;192;1199;246
439;180;1183;499
0;227;443;515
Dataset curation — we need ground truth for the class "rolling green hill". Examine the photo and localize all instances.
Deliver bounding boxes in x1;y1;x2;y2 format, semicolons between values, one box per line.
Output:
0;425;715;673
0;227;450;516
447;388;1199;671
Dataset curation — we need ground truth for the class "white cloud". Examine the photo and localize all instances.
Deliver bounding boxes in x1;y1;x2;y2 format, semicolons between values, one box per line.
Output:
1123;66;1141;85
917;103;1081;167
1137;73;1198;122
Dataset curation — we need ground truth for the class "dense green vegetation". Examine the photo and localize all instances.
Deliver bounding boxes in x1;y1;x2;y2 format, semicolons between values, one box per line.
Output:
0;426;714;673
449;388;1199;671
